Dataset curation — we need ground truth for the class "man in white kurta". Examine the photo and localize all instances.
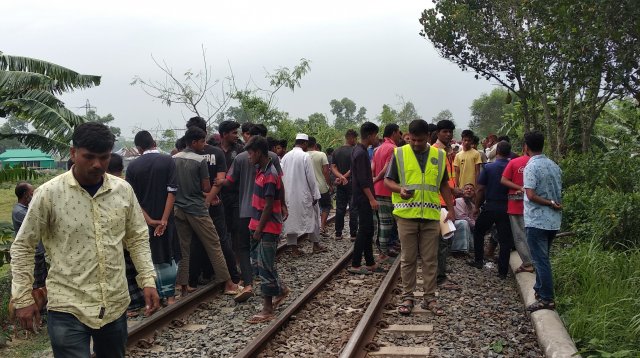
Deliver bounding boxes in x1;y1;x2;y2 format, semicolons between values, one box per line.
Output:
281;133;327;256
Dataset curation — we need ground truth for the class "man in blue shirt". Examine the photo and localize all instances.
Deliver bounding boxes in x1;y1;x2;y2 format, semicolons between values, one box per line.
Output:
522;131;562;312
468;141;514;279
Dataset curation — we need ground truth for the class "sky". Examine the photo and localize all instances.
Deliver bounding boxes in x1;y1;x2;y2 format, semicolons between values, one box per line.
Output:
2;0;496;138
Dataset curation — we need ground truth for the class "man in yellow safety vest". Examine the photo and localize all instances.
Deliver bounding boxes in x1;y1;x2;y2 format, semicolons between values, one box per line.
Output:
384;119;455;316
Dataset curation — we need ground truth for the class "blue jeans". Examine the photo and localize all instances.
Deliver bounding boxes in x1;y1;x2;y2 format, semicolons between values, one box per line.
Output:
526;227;557;301
48;311;127;358
451;220;473;252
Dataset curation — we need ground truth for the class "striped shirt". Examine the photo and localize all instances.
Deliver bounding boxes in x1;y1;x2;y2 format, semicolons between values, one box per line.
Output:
249;160;283;235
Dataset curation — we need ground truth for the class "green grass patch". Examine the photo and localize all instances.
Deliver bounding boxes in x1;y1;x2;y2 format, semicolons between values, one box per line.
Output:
0;188;15;224
0;264;10;325
553;240;640;356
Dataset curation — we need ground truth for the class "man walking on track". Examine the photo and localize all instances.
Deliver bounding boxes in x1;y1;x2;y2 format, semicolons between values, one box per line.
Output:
281;133;327;256
331;129;359;240
385;119;455;316
11;122;160;357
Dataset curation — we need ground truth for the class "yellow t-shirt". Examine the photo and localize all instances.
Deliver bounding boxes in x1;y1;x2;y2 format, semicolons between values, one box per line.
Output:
454;148;483;187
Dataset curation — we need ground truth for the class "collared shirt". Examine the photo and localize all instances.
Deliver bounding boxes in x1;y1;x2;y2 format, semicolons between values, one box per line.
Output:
11;202;28;234
523;154;562;230
249;160;283;235
373;137;396;197
173;148;210;216
10;171;155;329
351;143;373;204
502;155;530;215
454;197;476;228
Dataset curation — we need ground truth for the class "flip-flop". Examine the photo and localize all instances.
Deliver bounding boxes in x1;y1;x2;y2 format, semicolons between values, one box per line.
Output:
224;285;244;295
368;266;388;273
515;265;535;274
246;313;275;324
272;287;291;309
421;300;446;316
234;290;254;303
347;267;373;275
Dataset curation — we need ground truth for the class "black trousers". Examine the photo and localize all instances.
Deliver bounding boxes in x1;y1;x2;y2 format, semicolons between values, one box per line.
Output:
335;184;358;237
473;209;514;276
352;200;375;267
189;202;240;286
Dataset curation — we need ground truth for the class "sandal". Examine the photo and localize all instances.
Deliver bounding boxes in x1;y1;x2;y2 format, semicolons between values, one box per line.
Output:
272;286;291;309
397;298;415;315
347;266;373;275
421;299;445;316
527;299;555;312
367;266;388;273
515;265;534;274
224;285;244;295
246;313;275;324
312;245;328;254
234;289;254;303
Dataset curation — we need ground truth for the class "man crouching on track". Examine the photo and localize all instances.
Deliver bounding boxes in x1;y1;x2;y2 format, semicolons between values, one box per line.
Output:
245;136;290;324
384;119;455;316
10;122;160;357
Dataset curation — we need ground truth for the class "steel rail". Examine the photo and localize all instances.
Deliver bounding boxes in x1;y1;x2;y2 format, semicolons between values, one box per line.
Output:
235;245;353;358
339;257;401;358
127;214;335;349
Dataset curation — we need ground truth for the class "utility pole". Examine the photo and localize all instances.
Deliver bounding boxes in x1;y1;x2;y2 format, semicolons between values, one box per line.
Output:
77;99;96;116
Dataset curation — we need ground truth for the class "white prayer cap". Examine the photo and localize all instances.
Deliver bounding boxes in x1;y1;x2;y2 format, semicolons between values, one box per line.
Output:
295;133;309;141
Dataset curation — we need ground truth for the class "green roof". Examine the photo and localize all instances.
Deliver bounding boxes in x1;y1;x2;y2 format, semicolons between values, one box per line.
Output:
2;157;54;162
0;149;53;160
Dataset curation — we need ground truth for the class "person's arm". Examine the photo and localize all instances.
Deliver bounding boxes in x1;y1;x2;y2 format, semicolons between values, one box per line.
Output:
11;190;47;331
154;193;175;237
305;155;321;201
205;172;225;206
474;164;481;186
454;164;461;188
374;155;391;183
353;150;378;209
199;159;212;193
440;171;455;222
501;176;523;191
141;209;160;227
330;163;345;182
123;187;160;316
525;188;562;210
322;163;332;191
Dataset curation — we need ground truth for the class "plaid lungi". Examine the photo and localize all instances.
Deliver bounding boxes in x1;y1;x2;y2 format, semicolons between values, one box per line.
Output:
373;196;394;254
250;231;285;297
124;250;145;310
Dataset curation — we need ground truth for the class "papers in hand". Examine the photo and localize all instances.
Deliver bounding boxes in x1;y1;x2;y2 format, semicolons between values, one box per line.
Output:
440;208;456;240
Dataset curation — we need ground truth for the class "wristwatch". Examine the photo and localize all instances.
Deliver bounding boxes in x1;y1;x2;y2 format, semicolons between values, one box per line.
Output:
550;200;556;206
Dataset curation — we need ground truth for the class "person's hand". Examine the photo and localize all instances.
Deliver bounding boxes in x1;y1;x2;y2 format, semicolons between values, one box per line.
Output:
400;188;414;200
213;177;225;187
210;195;221;206
253;230;262;241
153;220;167;237
282;205;289;221
15;303;41;332
550;201;562;211
452;188;464;197
445;209;456;222
370;198;379;211
143;287;161;317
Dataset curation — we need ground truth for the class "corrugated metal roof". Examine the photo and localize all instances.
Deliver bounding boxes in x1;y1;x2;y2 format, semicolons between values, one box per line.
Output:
2;157;54;162
0;149;53;160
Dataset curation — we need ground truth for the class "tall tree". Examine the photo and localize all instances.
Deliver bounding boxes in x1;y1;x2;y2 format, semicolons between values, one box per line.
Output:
85;110;121;137
432;109;454;124
378;104;398;126
330;97;359;129
397;101;422;128
0;51;100;153
469;88;515;138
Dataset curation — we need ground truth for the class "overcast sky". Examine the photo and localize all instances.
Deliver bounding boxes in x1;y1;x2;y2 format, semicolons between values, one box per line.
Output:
2;0;495;138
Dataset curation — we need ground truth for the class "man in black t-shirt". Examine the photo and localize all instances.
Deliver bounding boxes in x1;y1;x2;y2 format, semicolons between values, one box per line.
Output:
331;129;359;240
127;131;179;304
184;117;242;291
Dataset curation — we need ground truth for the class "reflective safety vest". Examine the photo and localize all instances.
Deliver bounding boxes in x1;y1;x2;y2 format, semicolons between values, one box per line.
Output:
391;144;446;220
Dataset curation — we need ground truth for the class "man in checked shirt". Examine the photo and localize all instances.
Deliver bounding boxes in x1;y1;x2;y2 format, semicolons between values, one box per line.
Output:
11;122;160;357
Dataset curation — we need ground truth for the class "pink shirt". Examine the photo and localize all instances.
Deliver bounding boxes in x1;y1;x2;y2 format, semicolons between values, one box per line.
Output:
372;138;396;197
502;155;530;215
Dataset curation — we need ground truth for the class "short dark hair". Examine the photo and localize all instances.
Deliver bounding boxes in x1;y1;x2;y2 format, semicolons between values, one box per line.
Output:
360;122;379;138
383;123;400;138
184;127;206;144
295;139;307;146
15;181;31;199
473;135;480;145
108;153;124;174
267;136;277;149
408;119;430;135
524;131;544;152
436;120;455;131
428;123;438;134
175;137;186;151
326;147;334;155
72;122;115;153
249;123;268;137
186;116;207;132
245;135;269;156
496;141;512;156
498;135;510;142
207;134;220;146
308;136;317;147
345;129;358;138
218;120;240;135
461;129;474;139
316;143;322;151
134;130;155;150
278;139;287;148
241;122;255;134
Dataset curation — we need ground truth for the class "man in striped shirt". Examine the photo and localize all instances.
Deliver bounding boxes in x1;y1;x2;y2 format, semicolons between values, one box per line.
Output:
245;136;290;323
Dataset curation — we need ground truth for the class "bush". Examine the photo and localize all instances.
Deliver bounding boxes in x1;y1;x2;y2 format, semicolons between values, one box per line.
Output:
553;240;640;355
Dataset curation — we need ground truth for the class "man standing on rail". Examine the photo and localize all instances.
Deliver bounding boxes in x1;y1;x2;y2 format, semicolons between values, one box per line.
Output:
385;119;455;316
331;129;359;241
244;136;290;323
281;133;327;256
11;122;160;357
522;131;562;312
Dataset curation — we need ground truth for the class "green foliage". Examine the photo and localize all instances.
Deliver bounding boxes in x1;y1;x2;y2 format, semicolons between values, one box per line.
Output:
396;101;421;129
378;104;397;127
0;221;12;267
469;88;516;138
85;110;120;137
330;97;364;130
553;240;640;355
0;164;40;184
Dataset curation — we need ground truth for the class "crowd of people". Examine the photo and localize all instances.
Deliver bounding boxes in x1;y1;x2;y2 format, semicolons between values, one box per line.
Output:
9;116;562;357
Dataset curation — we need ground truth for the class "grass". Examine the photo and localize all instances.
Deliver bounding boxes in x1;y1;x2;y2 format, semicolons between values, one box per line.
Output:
553;240;640;356
0;188;15;223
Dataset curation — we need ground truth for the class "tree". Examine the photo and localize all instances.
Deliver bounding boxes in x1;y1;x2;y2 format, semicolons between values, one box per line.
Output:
355;106;368;124
0;51;101;153
378;104;398;126
469;88;515;138
397;101;422;128
0;116;28;151
330;97;360;130
432;109;454;124
420;0;639;157
85;110;121;137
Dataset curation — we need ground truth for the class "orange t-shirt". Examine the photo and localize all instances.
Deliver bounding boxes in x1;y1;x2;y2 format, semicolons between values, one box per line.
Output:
433;141;456;206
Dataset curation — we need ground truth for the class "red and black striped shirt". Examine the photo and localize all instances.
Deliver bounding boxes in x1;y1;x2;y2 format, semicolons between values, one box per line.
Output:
249;160;283;235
